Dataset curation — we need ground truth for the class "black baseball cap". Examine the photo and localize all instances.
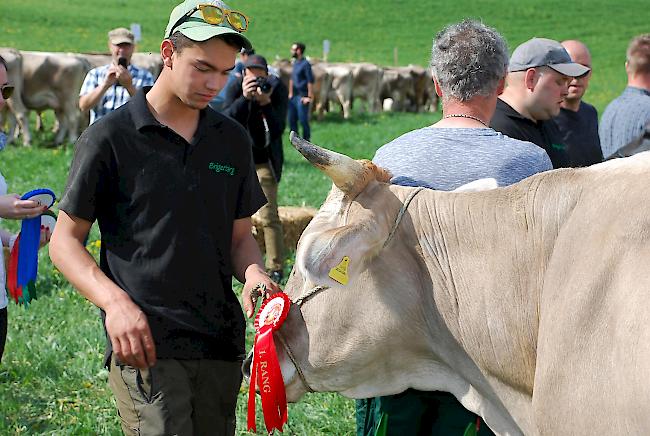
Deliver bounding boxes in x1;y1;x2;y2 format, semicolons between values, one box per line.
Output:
243;54;268;71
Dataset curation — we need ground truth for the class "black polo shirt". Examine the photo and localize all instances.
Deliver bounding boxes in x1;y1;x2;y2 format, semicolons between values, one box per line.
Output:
491;98;570;168
59;87;266;363
552;102;603;167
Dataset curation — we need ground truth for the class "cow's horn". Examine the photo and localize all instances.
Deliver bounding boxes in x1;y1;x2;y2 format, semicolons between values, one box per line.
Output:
290;131;365;195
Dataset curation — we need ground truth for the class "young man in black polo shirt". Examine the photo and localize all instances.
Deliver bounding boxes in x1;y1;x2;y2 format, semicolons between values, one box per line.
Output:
490;38;590;168
49;1;279;434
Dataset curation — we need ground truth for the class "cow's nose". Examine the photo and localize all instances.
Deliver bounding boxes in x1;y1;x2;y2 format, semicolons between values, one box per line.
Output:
242;349;254;382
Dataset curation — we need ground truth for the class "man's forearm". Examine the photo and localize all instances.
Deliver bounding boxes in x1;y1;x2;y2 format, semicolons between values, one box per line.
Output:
231;218;265;283
231;232;265;284
79;84;110;112
49;216;131;311
52;237;131;310
125;83;137;96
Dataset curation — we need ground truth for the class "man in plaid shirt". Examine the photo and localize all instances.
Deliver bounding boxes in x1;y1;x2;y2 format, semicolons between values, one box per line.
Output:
79;27;155;124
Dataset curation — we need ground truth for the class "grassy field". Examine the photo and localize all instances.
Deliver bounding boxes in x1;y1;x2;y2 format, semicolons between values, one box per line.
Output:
0;0;647;434
1;0;649;112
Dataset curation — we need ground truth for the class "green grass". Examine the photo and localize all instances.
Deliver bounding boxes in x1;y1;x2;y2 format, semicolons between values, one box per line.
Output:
1;0;648;113
0;0;645;433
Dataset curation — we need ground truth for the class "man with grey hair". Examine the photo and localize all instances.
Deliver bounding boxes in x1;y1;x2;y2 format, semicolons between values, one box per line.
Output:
490;37;590;168
599;33;650;158
356;20;551;436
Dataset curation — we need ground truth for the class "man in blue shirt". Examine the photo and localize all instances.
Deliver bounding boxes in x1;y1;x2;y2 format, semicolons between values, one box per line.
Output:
599;33;650;158
79;27;155;124
288;42;314;140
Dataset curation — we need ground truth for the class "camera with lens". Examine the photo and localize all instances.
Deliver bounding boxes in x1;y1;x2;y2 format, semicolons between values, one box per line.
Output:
255;77;273;94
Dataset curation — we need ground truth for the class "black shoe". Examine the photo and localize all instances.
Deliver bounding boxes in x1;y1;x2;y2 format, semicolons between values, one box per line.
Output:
269;270;283;283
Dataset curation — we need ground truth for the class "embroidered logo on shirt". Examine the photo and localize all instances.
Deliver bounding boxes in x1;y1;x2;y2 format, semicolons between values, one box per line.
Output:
209;162;236;176
551;143;566;150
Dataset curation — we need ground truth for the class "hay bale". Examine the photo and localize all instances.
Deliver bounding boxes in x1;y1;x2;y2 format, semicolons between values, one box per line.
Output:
251;206;318;252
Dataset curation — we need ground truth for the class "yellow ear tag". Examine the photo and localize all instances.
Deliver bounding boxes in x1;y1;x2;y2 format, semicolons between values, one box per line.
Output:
329;256;350;285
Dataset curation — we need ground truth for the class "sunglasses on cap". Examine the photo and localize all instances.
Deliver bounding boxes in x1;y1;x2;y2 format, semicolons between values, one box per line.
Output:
1;85;14;100
169;4;249;36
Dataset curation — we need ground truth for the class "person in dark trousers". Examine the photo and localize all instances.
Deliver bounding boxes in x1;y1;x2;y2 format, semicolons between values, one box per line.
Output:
288;42;314;141
490;38;590;168
49;1;280;434
222;54;289;282
552;40;603;167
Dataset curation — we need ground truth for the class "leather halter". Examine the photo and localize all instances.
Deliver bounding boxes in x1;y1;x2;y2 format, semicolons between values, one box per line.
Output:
277;187;425;394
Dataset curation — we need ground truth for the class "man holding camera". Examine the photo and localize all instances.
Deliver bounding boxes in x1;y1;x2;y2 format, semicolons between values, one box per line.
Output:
79;27;154;124
222;54;289;282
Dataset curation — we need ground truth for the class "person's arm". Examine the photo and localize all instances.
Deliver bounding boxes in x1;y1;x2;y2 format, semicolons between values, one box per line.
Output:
116;65;136;96
302;63;315;104
222;77;252;124
230;217;281;318
262;82;288;139
49;211;156;369
79;67;119;112
0;194;46;220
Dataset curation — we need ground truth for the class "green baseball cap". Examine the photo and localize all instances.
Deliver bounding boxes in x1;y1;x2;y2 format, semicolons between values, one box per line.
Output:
164;0;252;50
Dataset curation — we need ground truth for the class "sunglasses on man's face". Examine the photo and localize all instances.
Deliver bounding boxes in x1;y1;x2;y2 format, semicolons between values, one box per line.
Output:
575;67;592;80
169;4;249;36
1;85;14;100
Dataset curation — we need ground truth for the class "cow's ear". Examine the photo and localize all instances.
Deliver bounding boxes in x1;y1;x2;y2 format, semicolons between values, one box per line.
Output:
296;220;385;287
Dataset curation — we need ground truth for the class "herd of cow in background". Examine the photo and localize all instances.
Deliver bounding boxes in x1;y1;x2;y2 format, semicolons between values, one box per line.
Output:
0;47;439;147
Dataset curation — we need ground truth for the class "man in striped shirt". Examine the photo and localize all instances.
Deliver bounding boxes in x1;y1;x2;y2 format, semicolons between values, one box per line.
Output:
79;27;155;124
599;34;650;159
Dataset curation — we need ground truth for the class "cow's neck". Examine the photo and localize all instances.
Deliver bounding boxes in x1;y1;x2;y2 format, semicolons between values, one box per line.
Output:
397;174;581;433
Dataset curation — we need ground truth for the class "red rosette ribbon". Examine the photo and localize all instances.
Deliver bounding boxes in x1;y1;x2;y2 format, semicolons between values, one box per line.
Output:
247;292;291;434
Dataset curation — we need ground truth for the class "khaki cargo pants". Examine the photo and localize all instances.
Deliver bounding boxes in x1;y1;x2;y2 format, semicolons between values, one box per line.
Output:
108;356;242;435
255;163;285;272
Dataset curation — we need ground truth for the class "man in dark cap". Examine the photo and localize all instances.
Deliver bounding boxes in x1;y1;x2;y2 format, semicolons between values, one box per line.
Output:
222;54;289;283
491;38;590;168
